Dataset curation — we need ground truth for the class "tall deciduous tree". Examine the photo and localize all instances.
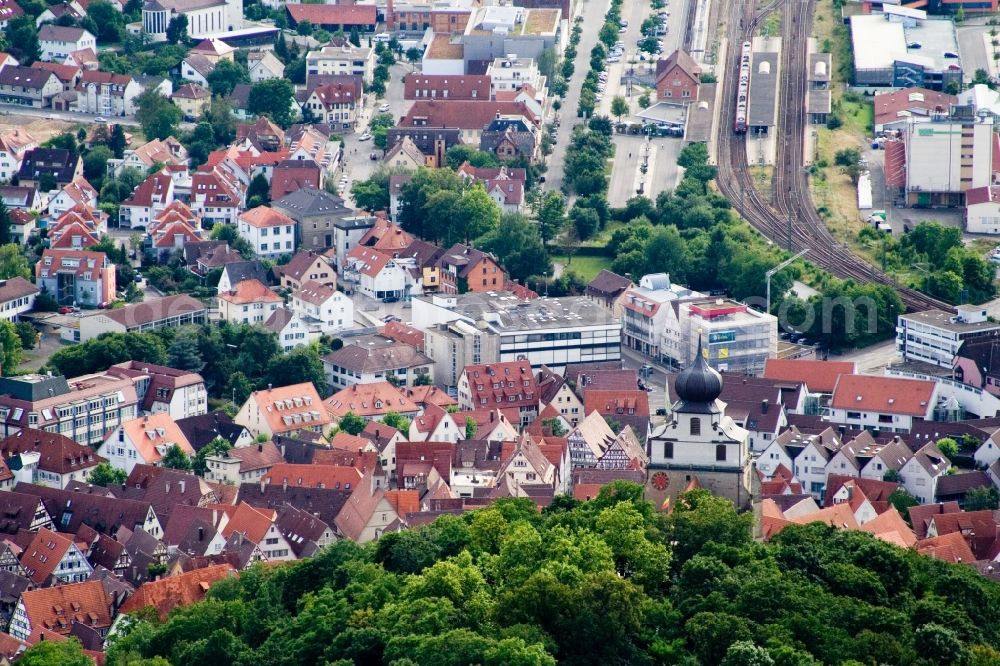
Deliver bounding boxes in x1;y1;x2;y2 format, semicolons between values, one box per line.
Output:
136;88;182;140
248;79;296;128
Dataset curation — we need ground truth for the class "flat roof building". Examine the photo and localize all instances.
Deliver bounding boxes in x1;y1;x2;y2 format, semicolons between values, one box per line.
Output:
412;291;621;372
897;306;1000;368
850;14;962;91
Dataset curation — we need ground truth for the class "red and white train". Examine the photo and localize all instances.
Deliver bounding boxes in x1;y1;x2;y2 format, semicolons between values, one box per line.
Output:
734;40;752;133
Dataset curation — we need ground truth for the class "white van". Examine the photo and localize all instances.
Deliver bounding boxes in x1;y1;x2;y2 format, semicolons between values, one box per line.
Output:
373;33;391;43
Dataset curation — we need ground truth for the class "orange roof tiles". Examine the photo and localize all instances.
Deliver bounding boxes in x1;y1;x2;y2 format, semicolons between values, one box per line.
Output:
119;413;195;465
763;359;857;393
221;502;275;544
218;278;282;306
19;580;111;640
262;463;361;490
19;528;74;585
385;489;420;517
830;375;936;416
247;383;332;435
119;563;234;619
917;531;976;564
240;206;295;229
324;381;417;419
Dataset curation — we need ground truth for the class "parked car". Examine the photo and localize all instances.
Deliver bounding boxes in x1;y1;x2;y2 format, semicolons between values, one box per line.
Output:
378;103;390;112
58;306;73;314
359;133;372;141
382;295;400;303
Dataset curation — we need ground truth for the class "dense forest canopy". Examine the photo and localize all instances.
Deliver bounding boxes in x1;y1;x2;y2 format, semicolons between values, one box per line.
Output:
102;484;1000;666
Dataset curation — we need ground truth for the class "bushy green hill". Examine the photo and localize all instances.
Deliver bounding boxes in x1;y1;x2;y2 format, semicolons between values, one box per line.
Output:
100;484;1000;666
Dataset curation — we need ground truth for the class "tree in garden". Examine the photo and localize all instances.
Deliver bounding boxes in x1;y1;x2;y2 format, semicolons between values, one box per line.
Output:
382;411;411;432
246;173;271;209
88;462;127;487
248;78;296;128
7;16;40;65
338;411;366;435
465;416;477;439
110;124;128;158
537;191;566;243
888;487;920;514
19;638;93;666
136;88;182;140
166;14;188;44
0;202;11;247
936;437;959;459
207;59;250;97
168;327;205;371
964;486;1000;511
478;213;551;283
265;346;327;395
161;444;193;471
611;96;629;122
225;371;253;407
193;436;232;476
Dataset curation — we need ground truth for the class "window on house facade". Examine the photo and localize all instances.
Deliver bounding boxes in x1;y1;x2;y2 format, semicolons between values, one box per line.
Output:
715;444;726;461
690;418;701;436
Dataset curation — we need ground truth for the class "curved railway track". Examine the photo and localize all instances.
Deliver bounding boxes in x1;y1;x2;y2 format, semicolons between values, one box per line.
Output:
715;0;951;313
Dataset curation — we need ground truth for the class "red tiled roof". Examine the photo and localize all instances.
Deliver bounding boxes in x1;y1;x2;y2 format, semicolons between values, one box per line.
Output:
261;463;362;490
218;278;281;306
400;99;539;131
917;531;976;564
763;359;857;393
966;186;1000;206
461;360;537;411
583;390;650;417
403;73;492;100
830;374;936;416
19;580;111;640
324;381;417;419
286;3;377;25
119;563;233;619
240;206;294;229
873;88;955;127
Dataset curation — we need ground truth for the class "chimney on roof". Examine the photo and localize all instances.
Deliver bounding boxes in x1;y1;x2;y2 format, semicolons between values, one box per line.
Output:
761;399;768;414
282;478;287;492
198;526;204;541
179;480;185;494
258;443;263;452
165;481;170;493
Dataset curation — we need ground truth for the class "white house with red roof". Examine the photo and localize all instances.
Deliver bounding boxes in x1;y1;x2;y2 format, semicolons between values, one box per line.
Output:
827;375;939;434
408;403;461;443
965;185;1000;234
191;166;242;227
303;82;362;133
47;175;98;218
457;360;538;424
217;279;282;324
343;245;414;302
98;412;196;475
0;128;36;183
239;206;296;258
48;207;103;250
456;162;526;214
290;280;354;334
235;383;332;439
899;441;951;504
120;170;175;229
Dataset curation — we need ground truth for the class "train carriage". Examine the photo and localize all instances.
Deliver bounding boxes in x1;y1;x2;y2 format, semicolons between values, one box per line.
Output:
734;41;752;133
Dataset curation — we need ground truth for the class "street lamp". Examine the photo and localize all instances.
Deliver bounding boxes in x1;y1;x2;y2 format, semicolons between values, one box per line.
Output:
766;249;809;315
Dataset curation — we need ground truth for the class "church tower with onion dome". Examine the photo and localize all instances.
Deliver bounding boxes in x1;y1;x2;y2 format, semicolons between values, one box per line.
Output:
646;336;752;509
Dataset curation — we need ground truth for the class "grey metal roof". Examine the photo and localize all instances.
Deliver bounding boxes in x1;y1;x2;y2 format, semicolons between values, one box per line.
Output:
272;186;351;220
748;52;779;127
808;89;832;115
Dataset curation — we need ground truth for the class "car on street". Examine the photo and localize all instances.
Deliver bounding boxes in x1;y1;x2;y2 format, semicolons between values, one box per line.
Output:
358;133;372;141
58;306;73;314
95;116;106;123
378;103;390;112
382;295;400;303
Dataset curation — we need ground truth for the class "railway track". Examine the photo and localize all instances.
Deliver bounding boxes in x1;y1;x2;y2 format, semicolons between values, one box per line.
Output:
715;0;951;313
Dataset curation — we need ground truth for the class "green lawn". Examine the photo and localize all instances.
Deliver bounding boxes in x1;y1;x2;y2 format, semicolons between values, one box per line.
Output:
551;254;613;281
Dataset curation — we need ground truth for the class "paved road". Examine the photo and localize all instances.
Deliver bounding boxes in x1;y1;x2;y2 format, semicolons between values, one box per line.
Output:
339;62;411;206
545;0;612;193
835;339;899;374
0;104;143;128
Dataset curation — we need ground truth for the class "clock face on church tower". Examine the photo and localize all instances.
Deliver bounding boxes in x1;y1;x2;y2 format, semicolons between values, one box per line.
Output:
651;472;669;491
